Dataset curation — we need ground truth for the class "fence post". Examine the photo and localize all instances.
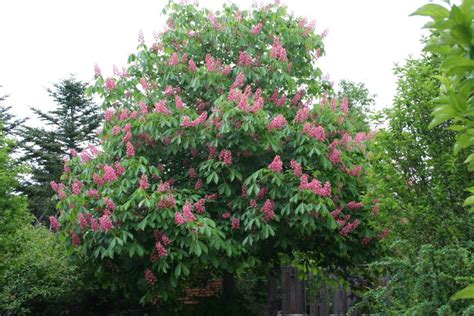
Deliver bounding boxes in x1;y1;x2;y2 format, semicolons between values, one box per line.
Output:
266;270;278;316
281;266;305;315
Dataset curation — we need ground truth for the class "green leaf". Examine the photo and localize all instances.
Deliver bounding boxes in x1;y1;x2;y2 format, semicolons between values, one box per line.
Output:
463;195;474;206
451;24;472;46
451;284;474;300
411;4;449;20
175;263;182;278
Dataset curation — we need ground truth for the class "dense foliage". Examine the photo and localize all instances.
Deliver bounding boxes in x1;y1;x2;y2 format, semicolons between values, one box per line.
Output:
20;77;100;221
413;0;474;209
52;1;378;305
357;54;474;314
0;127;88;315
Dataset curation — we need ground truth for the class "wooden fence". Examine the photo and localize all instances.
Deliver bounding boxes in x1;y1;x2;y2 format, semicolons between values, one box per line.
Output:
280;267;360;316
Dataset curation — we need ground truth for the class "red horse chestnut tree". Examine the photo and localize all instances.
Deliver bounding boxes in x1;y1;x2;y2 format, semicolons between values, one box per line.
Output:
51;1;377;303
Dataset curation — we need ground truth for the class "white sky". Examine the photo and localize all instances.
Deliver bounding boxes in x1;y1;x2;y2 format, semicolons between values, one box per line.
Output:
0;0;429;125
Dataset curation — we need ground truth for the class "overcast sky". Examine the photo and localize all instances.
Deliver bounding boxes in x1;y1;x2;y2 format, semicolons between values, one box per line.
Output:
0;0;429;125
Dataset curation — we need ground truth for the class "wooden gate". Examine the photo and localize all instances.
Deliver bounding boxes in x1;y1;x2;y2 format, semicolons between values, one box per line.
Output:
280;267;359;316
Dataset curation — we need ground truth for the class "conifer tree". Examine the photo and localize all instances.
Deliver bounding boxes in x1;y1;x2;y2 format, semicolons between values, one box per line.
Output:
0;86;27;137
20;77;100;221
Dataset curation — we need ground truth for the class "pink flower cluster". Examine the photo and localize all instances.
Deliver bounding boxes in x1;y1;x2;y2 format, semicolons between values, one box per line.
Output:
331;207;342;219
194;198;206;214
251;22;263;35
291;90;305;105
72;179;83;195
94;64;101;77
361;236;372;245
194;179;204;190
242;185;248;199
188;168;198;179
250;199;258;208
104;107;115;121
49;216;61;231
344;165;362;177
231;72;245;89
295;107;310;123
261;199;275;222
93;173;105;186
99;211;114;232
229;86;264;113
268;155;283;172
303;123;326;141
175;202;196;225
340;219;360;236
90;218;99;231
175;95;185;109
169;52;179;66
222;212;231;219
347;201;364;210
290;160;303;176
270;89;287;107
208;13;222;30
231;217;240;229
51;181;67;199
155;100;171;115
80;150;93;163
139;174;149;190
105;78;116;91
219;149;233;165
165;85;175;96
257;186;269;200
268;114;288;130
126;142;135;157
188;59;197;72
72;232;81;246
341;98;349;114
205;54;223;72
329;148;342;164
103;165;118;182
79;212;91;230
379;228;390;240
155;241;168;257
104;197;116;211
239;51;254;66
270;37;288;62
145;269;157;285
181;112;208;127
87;189;100;198
158;193;176;209
299;174;331;197
140;77;150;91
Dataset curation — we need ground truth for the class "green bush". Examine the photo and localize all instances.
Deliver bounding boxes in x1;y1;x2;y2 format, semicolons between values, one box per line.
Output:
0;127;90;315
356;243;474;315
359;53;474;314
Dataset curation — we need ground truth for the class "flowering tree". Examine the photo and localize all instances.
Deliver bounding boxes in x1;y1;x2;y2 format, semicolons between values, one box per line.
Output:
52;1;377;304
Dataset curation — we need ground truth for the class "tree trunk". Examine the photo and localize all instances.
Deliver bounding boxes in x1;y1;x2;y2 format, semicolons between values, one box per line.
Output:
222;271;236;300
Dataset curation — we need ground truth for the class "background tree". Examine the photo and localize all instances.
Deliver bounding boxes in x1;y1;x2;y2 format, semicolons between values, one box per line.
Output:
356;54;474;315
0;86;27;137
413;0;474;302
336;80;375;131
413;0;474;211
20;77;100;221
51;1;378;310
